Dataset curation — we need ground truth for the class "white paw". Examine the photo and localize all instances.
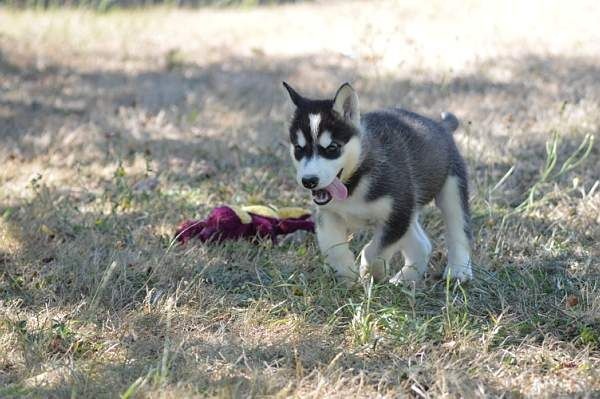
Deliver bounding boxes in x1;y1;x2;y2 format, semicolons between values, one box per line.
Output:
330;264;359;288
359;243;388;282
359;260;387;283
443;263;473;282
389;264;425;286
335;272;358;288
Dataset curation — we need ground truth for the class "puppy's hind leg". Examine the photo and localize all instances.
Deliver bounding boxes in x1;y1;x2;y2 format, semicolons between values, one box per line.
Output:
436;173;472;282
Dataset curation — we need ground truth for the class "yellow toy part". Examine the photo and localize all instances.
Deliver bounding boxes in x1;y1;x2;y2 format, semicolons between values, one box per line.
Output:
241;205;279;219
276;207;311;219
228;206;253;224
239;205;312;221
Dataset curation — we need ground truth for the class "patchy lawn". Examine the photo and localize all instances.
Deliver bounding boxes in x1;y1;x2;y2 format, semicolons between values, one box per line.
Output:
0;1;599;397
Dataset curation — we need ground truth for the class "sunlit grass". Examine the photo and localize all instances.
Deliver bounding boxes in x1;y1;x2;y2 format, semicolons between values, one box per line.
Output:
0;1;599;397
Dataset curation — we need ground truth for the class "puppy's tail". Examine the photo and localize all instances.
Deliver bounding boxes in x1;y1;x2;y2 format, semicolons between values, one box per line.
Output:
440;112;459;133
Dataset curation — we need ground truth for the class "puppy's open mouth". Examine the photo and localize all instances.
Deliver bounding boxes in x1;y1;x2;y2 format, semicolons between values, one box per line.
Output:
311;189;332;205
311;169;348;206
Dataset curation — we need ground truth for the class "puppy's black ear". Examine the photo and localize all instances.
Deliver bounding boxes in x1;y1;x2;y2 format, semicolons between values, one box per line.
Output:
332;82;360;126
282;81;304;107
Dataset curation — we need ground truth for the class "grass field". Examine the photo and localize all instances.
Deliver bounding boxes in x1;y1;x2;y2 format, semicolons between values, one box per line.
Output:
0;1;599;397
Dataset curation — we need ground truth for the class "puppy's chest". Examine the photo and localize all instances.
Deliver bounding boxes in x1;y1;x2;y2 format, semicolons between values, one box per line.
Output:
328;191;393;231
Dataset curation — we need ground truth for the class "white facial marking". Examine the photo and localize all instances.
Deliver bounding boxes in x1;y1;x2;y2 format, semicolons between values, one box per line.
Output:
292;133;362;191
339;136;361;181
319;131;332;148
296;130;306;147
309;113;321;140
298;156;343;189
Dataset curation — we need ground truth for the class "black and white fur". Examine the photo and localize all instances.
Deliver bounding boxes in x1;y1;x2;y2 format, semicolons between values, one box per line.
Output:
283;82;472;286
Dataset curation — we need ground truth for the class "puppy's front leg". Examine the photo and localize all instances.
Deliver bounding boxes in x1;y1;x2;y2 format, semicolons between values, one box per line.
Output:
316;210;358;286
359;228;393;283
360;213;432;285
389;214;432;285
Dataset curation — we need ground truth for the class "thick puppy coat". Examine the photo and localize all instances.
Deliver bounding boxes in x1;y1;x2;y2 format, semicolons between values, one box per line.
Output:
283;82;472;285
349;109;470;247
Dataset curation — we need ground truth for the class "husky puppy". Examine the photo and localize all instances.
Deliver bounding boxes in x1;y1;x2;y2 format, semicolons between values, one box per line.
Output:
283;82;472;286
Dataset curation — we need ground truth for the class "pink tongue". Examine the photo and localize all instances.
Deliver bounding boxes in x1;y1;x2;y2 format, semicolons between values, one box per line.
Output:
324;177;348;201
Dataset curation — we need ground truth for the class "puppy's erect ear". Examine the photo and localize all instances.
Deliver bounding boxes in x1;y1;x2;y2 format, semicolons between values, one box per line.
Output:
332;83;360;126
282;81;304;107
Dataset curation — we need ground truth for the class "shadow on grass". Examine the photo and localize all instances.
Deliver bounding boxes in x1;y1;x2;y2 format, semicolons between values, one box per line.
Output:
0;49;599;396
1;187;599;396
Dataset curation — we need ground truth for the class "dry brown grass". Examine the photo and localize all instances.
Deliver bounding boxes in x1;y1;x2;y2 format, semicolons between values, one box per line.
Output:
0;0;599;397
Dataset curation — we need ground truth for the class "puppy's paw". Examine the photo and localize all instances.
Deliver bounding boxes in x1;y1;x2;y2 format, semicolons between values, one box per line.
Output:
330;264;359;288
443;263;473;282
359;261;387;283
389;264;425;286
335;272;358;289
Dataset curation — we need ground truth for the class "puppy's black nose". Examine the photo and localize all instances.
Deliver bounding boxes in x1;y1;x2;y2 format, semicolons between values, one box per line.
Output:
302;175;319;189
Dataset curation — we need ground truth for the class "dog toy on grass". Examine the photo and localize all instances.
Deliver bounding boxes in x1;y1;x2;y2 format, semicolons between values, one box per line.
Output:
175;205;314;244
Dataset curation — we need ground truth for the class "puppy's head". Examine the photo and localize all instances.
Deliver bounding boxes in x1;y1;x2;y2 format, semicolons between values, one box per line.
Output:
283;82;362;206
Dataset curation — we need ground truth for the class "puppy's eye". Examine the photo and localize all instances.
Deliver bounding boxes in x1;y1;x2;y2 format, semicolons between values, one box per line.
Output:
294;144;303;152
326;143;340;152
